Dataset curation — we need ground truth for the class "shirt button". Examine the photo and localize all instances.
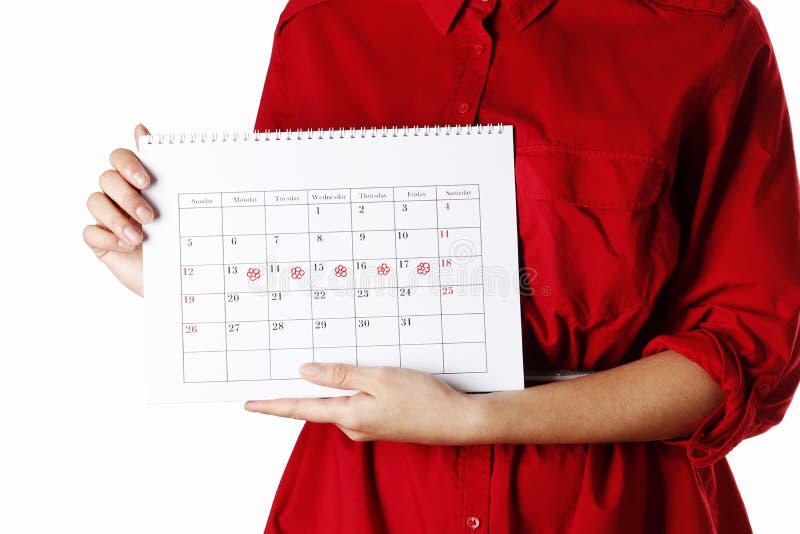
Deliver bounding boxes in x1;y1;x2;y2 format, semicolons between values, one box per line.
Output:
466;516;481;530
473;43;486;56
755;375;775;396
457;102;471;114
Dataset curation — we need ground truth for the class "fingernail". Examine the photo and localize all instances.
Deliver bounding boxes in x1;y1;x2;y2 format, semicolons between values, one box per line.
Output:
132;171;148;188
299;363;322;377
123;226;141;245
245;400;269;412
136;206;154;224
118;240;134;250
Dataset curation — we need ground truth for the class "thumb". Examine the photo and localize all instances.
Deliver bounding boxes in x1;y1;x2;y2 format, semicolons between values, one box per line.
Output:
299;362;370;391
134;123;150;150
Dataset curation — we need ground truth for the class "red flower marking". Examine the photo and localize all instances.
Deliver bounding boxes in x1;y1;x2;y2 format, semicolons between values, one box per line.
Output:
335;264;348;278
416;262;431;275
290;266;305;280
377;262;391;276
246;267;262;282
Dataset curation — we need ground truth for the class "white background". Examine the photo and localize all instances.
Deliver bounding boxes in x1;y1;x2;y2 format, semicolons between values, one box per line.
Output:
0;1;796;532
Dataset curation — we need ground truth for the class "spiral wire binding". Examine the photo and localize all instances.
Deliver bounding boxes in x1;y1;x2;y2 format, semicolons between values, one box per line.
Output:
142;123;506;145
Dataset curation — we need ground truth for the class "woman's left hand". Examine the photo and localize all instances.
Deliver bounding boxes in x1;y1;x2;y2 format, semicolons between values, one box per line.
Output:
245;363;483;445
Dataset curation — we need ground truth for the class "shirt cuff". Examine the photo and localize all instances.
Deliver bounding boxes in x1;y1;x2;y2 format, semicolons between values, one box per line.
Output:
641;329;776;467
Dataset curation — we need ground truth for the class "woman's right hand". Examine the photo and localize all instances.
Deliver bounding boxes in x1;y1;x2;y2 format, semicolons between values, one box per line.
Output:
83;124;153;297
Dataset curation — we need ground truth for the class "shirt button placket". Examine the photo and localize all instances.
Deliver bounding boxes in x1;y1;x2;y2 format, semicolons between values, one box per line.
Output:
457;445;491;532
448;0;496;124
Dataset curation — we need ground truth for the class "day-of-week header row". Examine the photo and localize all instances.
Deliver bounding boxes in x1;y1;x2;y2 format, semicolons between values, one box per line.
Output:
179;185;479;208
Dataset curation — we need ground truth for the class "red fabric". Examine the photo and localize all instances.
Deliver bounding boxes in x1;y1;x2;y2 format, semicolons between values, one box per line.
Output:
254;0;800;532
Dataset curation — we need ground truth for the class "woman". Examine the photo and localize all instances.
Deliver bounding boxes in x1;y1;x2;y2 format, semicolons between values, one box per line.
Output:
84;0;800;532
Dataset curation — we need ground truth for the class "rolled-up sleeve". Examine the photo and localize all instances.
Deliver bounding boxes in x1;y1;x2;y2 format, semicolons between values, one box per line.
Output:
641;4;800;468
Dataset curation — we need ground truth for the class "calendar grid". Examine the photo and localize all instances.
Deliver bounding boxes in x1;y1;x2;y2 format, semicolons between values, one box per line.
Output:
179;185;488;383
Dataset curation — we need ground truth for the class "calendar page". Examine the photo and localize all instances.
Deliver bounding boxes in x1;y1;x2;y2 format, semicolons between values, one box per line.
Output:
140;125;523;402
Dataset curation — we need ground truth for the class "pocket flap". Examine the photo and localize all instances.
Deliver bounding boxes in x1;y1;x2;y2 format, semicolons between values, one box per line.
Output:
515;145;666;210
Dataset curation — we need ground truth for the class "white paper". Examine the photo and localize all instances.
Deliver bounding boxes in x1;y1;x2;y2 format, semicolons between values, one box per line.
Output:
140;126;523;402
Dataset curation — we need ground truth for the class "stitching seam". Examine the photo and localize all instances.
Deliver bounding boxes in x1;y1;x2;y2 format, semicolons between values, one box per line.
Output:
516;144;666;166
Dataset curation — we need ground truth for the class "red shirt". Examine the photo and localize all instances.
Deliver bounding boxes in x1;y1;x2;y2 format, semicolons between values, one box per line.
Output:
254;0;800;532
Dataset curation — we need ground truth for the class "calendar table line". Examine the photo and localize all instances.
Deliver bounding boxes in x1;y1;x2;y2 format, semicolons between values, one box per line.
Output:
178;197;481;207
178;202;479;208
476;187;490;375
183;312;486;325
179;226;482;237
178;256;483;267
181;283;486;294
179;203;479;210
180;184;481;193
183;341;487;354
184;369;491;385
391;178;403;367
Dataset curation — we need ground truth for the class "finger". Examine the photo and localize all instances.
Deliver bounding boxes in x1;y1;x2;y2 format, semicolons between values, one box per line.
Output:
134;123;150;150
244;396;350;423
83;224;136;255
86;191;143;246
98;169;154;224
109;146;150;189
298;362;375;392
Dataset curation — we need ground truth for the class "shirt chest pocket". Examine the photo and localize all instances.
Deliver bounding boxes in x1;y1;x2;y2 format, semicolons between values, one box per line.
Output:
514;145;668;326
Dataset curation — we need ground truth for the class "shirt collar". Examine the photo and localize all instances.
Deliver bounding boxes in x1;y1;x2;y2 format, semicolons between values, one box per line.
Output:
420;0;556;34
